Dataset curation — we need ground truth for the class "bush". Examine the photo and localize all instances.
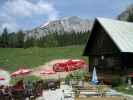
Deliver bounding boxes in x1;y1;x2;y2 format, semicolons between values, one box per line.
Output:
111;78;123;87
10;75;41;85
65;76;71;85
64;70;88;85
72;70;87;80
114;85;133;95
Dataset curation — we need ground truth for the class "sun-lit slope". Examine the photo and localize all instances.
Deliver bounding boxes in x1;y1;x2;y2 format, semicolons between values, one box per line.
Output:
0;45;85;72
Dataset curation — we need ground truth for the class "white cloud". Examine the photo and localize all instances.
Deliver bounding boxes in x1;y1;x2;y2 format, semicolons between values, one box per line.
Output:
0;12;19;32
3;0;59;20
0;0;59;32
1;22;19;32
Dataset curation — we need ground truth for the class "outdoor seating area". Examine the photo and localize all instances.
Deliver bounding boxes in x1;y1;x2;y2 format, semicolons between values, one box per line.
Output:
0;80;45;100
0;70;130;100
0;59;132;100
0;78;61;100
63;66;129;100
74;84;116;97
72;81;129;100
0;59;87;100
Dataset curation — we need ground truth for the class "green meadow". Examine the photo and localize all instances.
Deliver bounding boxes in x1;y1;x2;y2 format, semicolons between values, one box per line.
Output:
0;45;86;72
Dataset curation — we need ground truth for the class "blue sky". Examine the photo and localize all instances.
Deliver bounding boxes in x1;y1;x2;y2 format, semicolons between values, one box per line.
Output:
0;0;132;32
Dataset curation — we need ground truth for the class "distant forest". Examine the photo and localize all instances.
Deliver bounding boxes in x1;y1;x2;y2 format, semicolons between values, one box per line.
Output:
0;28;90;48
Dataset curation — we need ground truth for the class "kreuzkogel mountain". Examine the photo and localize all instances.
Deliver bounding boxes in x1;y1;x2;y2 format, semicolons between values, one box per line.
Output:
26;16;93;39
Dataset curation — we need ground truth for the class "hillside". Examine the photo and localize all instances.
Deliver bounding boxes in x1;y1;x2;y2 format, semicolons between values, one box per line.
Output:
0;45;85;72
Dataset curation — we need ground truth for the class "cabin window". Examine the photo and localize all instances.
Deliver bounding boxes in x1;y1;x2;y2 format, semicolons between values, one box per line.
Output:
93;57;98;66
101;55;104;60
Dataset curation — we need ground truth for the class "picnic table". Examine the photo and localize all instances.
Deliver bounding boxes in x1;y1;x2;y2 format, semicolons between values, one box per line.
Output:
74;84;112;98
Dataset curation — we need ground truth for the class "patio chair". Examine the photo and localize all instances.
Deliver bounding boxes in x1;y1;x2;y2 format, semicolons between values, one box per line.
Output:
12;91;25;100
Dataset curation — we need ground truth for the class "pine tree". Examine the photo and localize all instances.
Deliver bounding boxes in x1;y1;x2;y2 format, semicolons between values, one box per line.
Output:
8;32;17;48
127;13;133;22
16;30;25;48
1;28;9;47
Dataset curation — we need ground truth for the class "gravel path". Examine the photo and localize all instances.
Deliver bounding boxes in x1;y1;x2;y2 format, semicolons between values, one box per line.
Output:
31;59;71;79
108;89;133;100
36;85;74;100
115;91;133;100
0;69;11;85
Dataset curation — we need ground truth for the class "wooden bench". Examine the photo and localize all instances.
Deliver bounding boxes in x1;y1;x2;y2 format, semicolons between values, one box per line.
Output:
74;84;112;97
75;96;125;100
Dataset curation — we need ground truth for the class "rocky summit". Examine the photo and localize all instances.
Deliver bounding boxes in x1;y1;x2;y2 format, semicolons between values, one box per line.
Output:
117;4;133;21
26;16;93;39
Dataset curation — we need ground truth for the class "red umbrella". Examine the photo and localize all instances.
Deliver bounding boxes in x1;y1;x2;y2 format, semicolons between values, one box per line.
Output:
40;69;56;75
0;77;5;80
66;59;86;71
53;63;68;72
53;59;86;72
128;72;133;77
11;68;32;77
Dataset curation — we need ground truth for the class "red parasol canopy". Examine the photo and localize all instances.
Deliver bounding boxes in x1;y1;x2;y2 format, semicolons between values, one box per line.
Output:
11;68;32;77
40;69;56;75
53;59;86;72
53;63;68;72
128;72;133;77
0;77;5;80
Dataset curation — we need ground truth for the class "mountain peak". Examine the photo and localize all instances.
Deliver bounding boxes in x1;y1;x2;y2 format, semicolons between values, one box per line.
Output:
118;4;133;21
62;16;81;20
26;16;93;39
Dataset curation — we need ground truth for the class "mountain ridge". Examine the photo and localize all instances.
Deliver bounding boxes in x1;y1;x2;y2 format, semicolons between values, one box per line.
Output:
117;4;133;21
26;16;93;39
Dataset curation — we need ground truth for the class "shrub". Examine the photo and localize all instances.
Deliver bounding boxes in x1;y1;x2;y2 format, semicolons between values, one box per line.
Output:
111;78;123;87
10;75;41;85
64;70;88;84
65;76;71;85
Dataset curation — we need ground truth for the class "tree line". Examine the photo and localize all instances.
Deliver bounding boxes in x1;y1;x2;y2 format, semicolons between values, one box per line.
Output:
0;28;90;48
0;28;24;48
127;13;133;22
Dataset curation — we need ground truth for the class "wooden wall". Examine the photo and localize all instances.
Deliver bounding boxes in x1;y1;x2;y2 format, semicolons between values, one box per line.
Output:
85;20;124;80
84;20;133;81
87;21;120;55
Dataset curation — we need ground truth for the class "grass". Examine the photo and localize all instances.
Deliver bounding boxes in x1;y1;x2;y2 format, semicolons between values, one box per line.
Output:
114;85;133;95
0;45;86;72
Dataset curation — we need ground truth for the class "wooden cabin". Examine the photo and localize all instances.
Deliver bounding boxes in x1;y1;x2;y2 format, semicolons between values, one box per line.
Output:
83;18;133;82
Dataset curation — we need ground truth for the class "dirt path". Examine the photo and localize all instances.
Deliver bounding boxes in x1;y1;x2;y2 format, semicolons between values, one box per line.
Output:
0;69;11;85
31;59;71;80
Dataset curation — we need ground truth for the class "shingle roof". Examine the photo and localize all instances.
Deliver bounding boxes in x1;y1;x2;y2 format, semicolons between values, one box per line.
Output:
97;17;133;53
